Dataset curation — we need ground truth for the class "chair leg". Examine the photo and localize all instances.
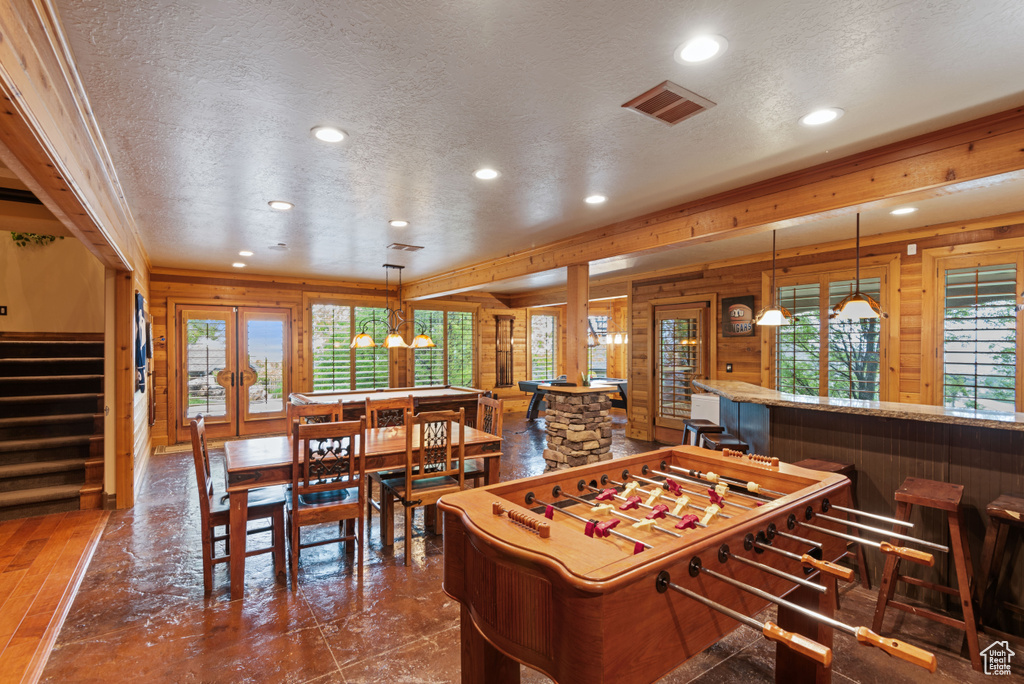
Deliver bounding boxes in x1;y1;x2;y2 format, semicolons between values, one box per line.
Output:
404;504;413;566
949;510;982;671
382;490;395;546
345;519;355;555
977;519;1002;626
272;508;286;584
366;479;374;530
357;511;364;579
201;527;214;596
872;501;912;633
289;513;299;589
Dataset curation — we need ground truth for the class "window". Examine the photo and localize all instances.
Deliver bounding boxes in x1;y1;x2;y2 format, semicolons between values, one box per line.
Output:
773;269;887;401
530;313;557;380
413;309;475;386
588;315;608;378
942;263;1017;411
654;304;708;428
311;303;389;390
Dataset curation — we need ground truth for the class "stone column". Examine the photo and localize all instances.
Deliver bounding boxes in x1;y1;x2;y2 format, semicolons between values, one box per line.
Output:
540;386;613;470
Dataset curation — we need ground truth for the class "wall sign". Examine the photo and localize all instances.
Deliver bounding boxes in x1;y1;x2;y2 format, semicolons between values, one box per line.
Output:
721;296;755;337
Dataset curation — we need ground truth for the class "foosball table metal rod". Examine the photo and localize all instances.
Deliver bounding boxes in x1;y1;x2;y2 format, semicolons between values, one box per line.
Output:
553;489;682;538
771;526;823;549
616;472;737;519
663;461;786;498
749;531;855;582
812;511;948;553
717;543;827;594
581;483;706;528
602;475;722;525
690;558;938;672
655;571;833;668
526;494;653;551
822;499;915;529
647;468;759;511
793;516;935;567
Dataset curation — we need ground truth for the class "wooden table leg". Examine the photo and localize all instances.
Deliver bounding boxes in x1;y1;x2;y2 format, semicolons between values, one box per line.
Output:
775;581;834;684
484;454;500;486
460;604;519;684
229;489;250;601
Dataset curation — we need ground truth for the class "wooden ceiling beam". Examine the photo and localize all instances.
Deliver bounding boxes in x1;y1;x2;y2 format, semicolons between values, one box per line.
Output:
404;105;1024;300
506;281;628;309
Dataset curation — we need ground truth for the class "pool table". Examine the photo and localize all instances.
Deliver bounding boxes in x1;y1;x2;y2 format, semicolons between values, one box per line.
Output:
290;385;487;426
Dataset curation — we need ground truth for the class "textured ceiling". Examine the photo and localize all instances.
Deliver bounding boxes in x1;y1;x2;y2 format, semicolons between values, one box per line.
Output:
55;0;1024;287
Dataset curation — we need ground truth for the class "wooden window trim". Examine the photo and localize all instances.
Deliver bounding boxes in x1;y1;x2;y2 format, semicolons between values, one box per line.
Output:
409;304;480;387
921;241;1024;409
304;296;392;391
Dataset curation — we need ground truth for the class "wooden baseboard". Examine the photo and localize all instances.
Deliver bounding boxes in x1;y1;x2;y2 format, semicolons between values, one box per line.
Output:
103;491;116;510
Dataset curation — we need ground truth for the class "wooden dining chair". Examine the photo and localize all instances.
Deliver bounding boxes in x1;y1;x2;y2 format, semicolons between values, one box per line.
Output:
289;418;367;586
380;409;466;565
465;395;502;487
287;400;342;428
190;415;286;595
364;394;415;528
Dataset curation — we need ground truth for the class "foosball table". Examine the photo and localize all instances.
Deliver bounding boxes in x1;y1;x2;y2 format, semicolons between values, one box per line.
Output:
438;446;937;684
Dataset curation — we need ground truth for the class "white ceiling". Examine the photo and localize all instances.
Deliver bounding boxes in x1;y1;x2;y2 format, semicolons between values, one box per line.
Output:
55;0;1024;288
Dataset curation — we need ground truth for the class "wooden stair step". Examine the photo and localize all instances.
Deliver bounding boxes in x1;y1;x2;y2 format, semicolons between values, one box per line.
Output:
0;357;103;363
0;459;87;479
0;484;81;509
0;413;101;429
0;435;100;454
0;393;103;404
0;374;104;382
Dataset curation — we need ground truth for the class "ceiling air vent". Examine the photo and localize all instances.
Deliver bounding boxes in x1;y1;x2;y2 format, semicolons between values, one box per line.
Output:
622;81;715;126
387;243;424;252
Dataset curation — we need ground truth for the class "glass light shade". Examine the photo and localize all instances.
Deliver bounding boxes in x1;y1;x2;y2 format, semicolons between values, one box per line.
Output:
755;307;792;327
613;333;623;344
350;332;376;348
410;333;435;348
383;332;409;348
831;293;883;320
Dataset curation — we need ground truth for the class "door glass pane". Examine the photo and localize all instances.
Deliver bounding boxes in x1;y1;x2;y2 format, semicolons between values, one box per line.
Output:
184;316;229;419
657;314;701;422
776;283;821;396
245;318;285;414
943;264;1016;411
827;278;882;401
530;314;557;379
312;303;351;390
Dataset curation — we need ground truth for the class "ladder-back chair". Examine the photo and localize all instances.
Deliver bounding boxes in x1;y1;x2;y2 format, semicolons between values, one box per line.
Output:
465;395;502;487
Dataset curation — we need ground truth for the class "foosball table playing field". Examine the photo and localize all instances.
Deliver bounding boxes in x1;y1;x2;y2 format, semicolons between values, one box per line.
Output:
438;446;938;684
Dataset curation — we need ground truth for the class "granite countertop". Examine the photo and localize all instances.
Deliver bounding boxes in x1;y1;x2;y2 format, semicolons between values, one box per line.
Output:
693;379;1024;432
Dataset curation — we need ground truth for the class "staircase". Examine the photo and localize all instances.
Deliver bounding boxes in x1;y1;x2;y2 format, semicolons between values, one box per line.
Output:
0;338;105;521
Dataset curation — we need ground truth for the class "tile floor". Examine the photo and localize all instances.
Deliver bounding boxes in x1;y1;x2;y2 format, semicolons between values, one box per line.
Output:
39;413;1020;683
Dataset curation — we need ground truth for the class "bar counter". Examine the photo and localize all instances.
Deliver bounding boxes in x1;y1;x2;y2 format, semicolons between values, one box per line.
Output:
693;379;1024;623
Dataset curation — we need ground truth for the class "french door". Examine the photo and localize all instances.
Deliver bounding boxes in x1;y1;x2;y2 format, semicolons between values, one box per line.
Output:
176;305;291;441
654;303;710;430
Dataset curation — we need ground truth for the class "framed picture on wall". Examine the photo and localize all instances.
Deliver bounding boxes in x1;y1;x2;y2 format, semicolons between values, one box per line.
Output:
721;295;755;337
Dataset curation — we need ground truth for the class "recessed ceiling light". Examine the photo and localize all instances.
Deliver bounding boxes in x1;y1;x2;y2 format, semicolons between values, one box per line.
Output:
389;219;409;228
311;126;346;143
674;35;728;64
800;108;845;126
232;262;246;268
890;207;918;215
268;200;294;211
238;250;253;256
585;195;607;204
474;168;499;180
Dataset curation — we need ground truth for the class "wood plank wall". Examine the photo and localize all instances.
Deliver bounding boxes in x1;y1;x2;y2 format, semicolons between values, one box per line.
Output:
628;221;1024;441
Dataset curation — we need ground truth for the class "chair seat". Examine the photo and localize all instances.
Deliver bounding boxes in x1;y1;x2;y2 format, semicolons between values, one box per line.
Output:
293;486;361;508
464;458;484;474
385;475;460;499
894;476;963;511
986;494;1024;523
210;484;287;516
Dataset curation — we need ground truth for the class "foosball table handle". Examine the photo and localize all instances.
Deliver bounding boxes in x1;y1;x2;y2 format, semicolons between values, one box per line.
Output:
880;542;934;567
800;554;855;582
762;622;832;667
854;627;937;672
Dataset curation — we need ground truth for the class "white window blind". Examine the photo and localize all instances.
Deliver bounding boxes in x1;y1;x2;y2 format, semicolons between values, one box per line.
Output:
943;263;1017;411
447;311;474;386
775;284;821;396
530;314;557;380
311;303;388;390
414;309;474;386
414;310;445;386
656;310;703;424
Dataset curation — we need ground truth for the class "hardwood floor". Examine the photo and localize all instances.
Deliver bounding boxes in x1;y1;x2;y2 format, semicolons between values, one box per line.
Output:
0;510;108;684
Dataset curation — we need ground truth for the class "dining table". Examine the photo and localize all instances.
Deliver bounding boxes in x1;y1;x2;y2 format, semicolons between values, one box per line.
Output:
223;424;503;599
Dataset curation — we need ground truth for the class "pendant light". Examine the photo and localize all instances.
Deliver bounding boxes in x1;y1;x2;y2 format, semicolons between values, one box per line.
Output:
755;231;794;326
350;264;436;349
830;214;887;320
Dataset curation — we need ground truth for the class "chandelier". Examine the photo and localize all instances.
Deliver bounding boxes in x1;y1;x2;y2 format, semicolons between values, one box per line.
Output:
350;264;435;349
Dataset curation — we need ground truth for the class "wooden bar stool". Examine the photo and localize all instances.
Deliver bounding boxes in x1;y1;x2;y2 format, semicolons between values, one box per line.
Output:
682;419;724;446
698;432;748;453
871;477;981;671
978;494;1024;637
793;459;871;592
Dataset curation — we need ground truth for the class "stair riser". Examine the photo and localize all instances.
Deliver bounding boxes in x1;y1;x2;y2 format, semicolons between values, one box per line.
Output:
0;444;96;465
0;397;104;418
0;377;103;396
0;497;79;521
0;342;103;358
0;469;84;493
0;359;104;377
0;419;101;442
